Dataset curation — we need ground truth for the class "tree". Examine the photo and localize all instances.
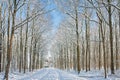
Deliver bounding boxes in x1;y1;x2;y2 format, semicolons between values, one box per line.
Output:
4;0;26;79
4;0;17;79
107;0;114;74
114;16;119;70
0;4;2;72
23;2;29;73
97;11;107;78
55;0;81;73
19;9;23;73
75;4;81;73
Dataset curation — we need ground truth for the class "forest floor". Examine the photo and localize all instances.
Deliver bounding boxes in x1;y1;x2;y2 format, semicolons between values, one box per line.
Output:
0;68;120;80
70;69;120;80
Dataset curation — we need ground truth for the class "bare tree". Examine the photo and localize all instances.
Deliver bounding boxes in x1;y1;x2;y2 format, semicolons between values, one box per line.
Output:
107;0;114;74
0;3;2;72
23;2;29;73
97;11;107;78
4;0;26;79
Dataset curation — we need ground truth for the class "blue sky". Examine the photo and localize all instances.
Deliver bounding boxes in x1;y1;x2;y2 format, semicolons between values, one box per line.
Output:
45;0;63;27
15;0;63;29
50;10;63;27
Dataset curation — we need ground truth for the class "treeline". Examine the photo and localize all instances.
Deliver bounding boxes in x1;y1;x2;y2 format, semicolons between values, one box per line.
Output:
0;0;51;80
51;0;120;78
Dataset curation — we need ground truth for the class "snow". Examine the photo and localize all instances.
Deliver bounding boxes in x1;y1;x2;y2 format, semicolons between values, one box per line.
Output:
20;68;86;80
0;68;120;80
70;69;120;80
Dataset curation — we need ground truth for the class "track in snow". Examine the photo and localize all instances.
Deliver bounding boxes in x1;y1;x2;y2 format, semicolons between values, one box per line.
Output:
20;68;87;80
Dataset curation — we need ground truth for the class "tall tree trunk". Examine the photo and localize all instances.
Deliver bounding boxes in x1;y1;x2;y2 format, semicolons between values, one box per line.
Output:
23;5;29;73
2;34;5;72
119;0;120;38
118;0;120;69
81;36;85;70
108;0;114;74
85;15;88;72
7;0;10;72
98;22;101;70
66;46;69;70
36;52;39;69
97;12;107;78
0;4;2;72
40;54;43;68
75;7;80;73
29;23;34;71
63;46;66;69
101;22;107;78
115;20;119;70
32;40;37;71
4;0;17;79
73;43;76;70
16;36;19;70
106;34;109;72
88;21;90;71
0;34;1;72
19;9;23;72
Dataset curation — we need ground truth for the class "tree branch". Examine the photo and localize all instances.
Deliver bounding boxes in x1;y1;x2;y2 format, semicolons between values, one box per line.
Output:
66;12;76;20
14;9;54;30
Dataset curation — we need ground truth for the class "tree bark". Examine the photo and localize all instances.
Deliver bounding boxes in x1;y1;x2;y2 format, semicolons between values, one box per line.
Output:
97;12;107;78
75;8;80;73
85;15;88;72
19;25;23;72
115;19;119;70
108;0;114;74
32;39;37;71
23;4;29;73
29;22;34;71
98;22;101;70
0;4;2;72
4;0;17;79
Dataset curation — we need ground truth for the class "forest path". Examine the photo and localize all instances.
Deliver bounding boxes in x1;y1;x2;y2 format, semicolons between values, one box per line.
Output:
20;68;87;80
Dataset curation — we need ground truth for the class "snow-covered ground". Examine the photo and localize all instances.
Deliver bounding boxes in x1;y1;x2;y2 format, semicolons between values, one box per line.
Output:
79;70;120;80
70;69;120;80
0;68;85;80
0;68;120;80
19;68;87;80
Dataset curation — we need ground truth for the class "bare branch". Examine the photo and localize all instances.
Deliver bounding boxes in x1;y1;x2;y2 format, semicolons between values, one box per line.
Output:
16;1;26;11
14;9;54;30
87;0;109;25
66;12;76;20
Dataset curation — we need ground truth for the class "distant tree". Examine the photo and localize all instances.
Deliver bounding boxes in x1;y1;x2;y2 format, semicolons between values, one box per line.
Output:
0;4;2;72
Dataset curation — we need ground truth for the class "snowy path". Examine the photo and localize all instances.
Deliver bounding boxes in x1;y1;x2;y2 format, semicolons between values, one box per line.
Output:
0;68;120;80
20;68;86;80
19;68;49;80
